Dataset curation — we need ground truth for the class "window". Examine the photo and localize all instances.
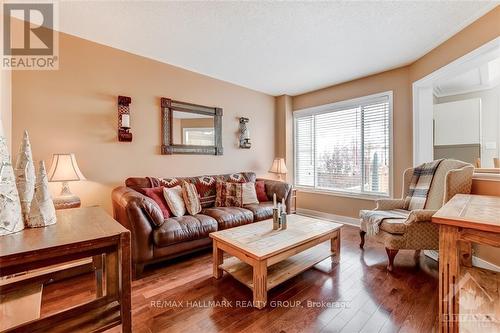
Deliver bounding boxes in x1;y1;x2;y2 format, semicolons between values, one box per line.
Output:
183;128;215;145
294;91;392;197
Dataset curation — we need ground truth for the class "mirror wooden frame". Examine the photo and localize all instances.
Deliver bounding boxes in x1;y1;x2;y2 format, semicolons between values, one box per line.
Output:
160;97;223;155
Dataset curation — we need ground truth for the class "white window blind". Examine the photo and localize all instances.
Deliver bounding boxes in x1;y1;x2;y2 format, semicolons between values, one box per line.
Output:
294;92;392;197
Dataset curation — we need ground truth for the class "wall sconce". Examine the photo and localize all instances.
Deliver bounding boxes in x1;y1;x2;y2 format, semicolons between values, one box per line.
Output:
118;95;132;142
239;117;251;149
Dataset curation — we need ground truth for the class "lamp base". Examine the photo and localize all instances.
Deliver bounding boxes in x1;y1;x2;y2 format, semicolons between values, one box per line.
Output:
53;182;81;210
53;195;81;210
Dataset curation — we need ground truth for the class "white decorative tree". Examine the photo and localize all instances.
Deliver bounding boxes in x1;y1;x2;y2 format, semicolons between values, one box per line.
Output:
0;121;24;235
14;130;35;225
28;161;57;227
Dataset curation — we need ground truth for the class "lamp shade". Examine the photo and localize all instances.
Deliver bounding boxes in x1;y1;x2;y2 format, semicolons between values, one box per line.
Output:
47;153;86;182
269;158;288;174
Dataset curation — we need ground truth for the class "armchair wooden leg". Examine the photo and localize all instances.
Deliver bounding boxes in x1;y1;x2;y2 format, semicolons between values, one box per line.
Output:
359;231;366;249
385;248;399;272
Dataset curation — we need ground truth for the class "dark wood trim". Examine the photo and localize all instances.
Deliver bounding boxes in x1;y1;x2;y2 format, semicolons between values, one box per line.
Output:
160;97;223;155
359;230;366;249
385;248;399;272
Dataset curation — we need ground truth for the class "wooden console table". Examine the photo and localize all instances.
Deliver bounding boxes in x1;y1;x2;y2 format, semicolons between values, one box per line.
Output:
0;207;131;333
432;194;500;333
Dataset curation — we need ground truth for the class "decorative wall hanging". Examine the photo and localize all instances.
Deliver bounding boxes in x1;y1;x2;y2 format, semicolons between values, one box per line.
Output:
14;130;35;225
160;97;223;155
28;161;57;227
0;123;24;236
118;96;132;142
239;117;251;149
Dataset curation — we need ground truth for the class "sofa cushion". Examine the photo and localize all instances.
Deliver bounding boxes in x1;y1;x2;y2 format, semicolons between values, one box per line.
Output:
138;186;171;220
181;181;201;215
201;207;253;229
380;218;407;235
243;201;274;222
216;181;243;208
163;186;186;217
255;180;268;202
153;214;218;247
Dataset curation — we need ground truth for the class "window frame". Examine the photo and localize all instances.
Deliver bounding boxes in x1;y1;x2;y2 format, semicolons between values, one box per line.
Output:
293;90;394;200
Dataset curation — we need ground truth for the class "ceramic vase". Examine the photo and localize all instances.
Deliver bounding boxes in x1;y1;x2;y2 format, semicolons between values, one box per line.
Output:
28;161;57;227
14;130;35;225
0;123;24;236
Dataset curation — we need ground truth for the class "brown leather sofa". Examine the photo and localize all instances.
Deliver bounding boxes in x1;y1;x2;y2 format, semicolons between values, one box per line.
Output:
111;172;292;278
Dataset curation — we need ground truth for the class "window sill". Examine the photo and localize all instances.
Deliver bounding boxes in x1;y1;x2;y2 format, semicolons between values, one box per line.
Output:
295;187;390;201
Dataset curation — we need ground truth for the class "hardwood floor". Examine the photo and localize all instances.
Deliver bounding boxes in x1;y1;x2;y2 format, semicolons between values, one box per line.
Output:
40;225;439;333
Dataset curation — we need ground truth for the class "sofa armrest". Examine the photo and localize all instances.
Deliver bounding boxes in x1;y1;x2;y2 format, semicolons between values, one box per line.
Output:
112;186;161;265
375;198;405;211
405;209;438;225
257;178;292;214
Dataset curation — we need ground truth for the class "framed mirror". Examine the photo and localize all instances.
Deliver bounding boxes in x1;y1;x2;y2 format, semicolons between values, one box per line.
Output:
161;98;223;155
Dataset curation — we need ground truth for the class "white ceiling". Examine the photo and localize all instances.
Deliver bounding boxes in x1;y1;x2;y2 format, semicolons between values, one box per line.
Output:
57;1;498;96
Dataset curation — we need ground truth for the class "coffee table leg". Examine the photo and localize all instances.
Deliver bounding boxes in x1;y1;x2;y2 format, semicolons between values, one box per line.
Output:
213;240;223;279
253;260;267;309
331;229;341;264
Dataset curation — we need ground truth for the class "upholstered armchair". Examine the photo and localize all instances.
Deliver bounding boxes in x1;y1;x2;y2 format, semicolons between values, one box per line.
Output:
359;159;474;271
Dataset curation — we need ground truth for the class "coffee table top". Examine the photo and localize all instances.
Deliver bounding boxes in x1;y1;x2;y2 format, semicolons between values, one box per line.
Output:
210;214;342;260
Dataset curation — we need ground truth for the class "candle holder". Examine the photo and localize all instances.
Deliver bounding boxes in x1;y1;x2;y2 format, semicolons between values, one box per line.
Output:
272;207;280;230
281;212;287;230
118;96;132;142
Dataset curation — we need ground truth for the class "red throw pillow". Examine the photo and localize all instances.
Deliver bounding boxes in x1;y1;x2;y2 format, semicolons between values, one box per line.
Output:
139;187;171;219
255;180;268;202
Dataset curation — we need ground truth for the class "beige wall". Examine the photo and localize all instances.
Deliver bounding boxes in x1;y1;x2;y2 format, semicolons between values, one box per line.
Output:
1;70;12;153
12;31;275;213
274;95;293;182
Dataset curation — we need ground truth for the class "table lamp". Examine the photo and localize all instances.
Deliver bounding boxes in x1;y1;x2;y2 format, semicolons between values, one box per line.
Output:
269;157;288;181
47;153;86;209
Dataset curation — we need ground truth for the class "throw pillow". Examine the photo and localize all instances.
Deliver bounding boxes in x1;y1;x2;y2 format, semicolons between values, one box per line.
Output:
215;181;243;207
163;185;186;217
242;182;259;205
255;180;268;202
181;181;201;215
139;186;171;220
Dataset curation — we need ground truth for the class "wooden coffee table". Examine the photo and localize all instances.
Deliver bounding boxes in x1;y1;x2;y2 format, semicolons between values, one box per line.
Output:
210;214;342;308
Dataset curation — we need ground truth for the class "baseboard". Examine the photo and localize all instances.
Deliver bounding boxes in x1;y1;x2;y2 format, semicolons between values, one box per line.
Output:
296;208;360;227
424;250;500;272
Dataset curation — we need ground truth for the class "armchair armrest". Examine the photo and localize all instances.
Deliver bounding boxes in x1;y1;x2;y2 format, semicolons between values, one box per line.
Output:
112;186;161;264
375;198;405;211
444;165;474;203
257;178;292;214
405;209;438;225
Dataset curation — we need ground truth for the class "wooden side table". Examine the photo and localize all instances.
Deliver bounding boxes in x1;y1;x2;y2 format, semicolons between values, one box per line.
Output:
0;207;131;333
432;194;500;333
